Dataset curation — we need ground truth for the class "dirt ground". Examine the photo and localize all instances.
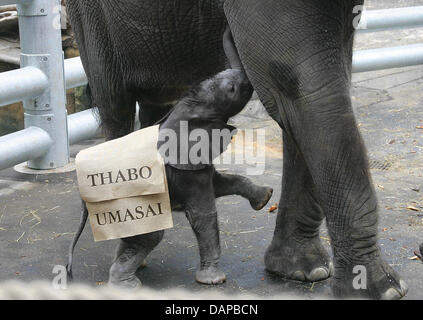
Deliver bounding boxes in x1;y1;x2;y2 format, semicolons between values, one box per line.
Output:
0;0;422;299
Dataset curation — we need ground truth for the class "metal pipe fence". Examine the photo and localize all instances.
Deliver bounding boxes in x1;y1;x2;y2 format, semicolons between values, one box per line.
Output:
0;66;48;106
0;1;422;171
357;6;423;32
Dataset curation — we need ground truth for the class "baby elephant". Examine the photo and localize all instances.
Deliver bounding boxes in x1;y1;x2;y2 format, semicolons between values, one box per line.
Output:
67;27;273;289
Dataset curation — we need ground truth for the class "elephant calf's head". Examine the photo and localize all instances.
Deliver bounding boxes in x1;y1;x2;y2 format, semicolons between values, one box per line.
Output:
196;68;253;119
158;68;253;170
157;25;253;170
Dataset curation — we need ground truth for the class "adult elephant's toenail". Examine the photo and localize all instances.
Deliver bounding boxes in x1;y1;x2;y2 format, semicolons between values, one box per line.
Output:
399;280;408;296
328;262;334;276
308;267;330;281
381;288;402;300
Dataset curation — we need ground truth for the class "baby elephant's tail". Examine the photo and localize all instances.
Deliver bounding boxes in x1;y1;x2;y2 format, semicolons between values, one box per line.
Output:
66;201;89;282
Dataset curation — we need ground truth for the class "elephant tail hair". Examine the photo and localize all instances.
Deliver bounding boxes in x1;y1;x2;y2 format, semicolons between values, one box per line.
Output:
66;201;89;283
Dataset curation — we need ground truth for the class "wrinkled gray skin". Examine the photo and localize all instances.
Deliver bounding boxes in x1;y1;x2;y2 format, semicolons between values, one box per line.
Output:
67;0;409;299
67;29;274;287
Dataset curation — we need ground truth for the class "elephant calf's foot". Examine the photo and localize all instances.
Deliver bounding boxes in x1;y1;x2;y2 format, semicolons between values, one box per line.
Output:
265;236;333;282
108;264;142;290
108;275;142;290
332;256;408;300
195;265;226;285
249;186;273;211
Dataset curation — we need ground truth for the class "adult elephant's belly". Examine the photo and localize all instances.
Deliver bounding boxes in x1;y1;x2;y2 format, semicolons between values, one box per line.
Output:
101;0;228;90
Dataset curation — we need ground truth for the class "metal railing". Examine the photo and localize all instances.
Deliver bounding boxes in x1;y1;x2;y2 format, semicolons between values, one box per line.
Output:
1;0;78;170
0;1;423;171
354;6;423;72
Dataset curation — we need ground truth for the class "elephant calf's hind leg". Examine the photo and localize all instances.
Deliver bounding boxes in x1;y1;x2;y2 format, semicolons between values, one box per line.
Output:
109;231;164;289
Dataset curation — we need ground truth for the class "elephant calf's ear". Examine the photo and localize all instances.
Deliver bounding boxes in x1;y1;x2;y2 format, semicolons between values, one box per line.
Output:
206;121;238;160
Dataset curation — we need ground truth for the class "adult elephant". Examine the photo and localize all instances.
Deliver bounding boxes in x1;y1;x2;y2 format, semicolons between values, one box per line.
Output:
66;0;408;299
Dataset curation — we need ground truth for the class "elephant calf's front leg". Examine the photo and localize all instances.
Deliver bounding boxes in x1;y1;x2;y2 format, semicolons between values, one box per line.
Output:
185;201;226;285
213;170;273;210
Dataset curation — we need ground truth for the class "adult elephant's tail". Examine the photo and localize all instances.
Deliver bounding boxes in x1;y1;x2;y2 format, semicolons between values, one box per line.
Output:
66;201;89;282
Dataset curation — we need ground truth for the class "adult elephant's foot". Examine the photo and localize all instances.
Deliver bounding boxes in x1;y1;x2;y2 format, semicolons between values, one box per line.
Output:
265;235;333;282
249;186;273;211
195;265;227;285
332;256;408;300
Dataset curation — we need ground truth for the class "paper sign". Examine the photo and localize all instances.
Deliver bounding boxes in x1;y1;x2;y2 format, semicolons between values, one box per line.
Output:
75;125;166;203
75;125;173;241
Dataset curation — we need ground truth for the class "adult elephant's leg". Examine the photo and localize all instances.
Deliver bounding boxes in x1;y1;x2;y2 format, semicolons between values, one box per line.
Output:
138;101;173;129
97;92;136;140
265;133;332;282
67;1;136;140
72;47;136;140
137;88;186;129
225;0;407;299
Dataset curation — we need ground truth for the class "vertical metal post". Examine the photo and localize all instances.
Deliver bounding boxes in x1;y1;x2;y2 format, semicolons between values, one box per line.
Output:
17;0;69;169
